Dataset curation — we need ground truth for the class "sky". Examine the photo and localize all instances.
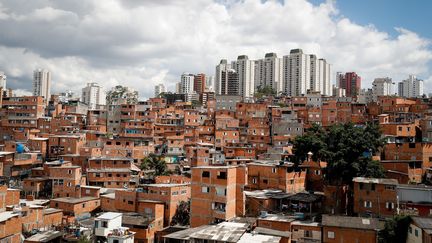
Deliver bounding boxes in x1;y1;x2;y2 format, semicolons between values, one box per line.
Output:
0;0;431;98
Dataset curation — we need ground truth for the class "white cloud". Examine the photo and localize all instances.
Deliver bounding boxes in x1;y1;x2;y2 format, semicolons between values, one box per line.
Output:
0;0;430;98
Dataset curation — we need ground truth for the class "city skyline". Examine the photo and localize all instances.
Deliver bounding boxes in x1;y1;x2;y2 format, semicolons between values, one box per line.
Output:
0;0;431;99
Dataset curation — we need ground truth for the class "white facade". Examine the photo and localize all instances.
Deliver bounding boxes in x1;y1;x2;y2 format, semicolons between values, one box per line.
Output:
309;56;331;96
180;73;195;94
319;58;332;96
0;71;6;89
372;77;395;101
81;82;106;109
94;212;123;237
205;75;215;92
215;59;232;95
398;75;424;98
33;69;51;100
283;49;310;96
255;53;283;93
154;83;166;97
233;55;255;98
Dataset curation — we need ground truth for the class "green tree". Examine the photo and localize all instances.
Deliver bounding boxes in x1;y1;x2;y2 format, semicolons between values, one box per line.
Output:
292;123;327;163
379;215;411;243
171;200;190;226
254;85;276;98
292;122;386;185
77;236;92;243
140;154;169;177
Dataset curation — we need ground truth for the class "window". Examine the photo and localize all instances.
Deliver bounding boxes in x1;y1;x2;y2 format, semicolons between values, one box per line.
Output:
172;191;179;196
102;221;108;228
386;202;394;210
217;171;227;179
415;229;419;237
327;231;335;239
385;185;395;190
202;171;210;178
216;187;226;196
409;226;412;233
252;178;257;184
128;201;134;205
82;203;85;208
263;179;268;184
68;170;72;174
272;168;277;173
364;201;372;208
314;170;321;175
202;186;210;193
304;230;312;237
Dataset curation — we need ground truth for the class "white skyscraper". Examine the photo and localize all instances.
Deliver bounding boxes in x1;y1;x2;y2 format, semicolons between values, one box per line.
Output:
33;69;51;100
154;84;166;97
372;77;395;101
205;76;215;92
81;82;106;109
318;58;332;96
215;59;232;95
398;75;424;98
0;71;6;89
233;55;255;98
180;73;195;94
255;53;283;93
283;49;310;96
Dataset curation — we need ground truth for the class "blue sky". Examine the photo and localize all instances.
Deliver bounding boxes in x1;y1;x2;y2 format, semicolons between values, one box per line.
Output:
311;0;432;39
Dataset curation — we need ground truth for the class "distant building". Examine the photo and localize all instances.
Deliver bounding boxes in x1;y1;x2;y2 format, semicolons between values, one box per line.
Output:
0;71;6;89
398;74;424;98
154;83;166;97
332;85;346;97
193;73;206;94
337;72;361;97
255;53;283;93
233;55;255;98
283;49;310;96
205;75;215;92
33;69;51;100
215;59;231;95
81;82;106;109
180;73;195;94
372;77;395;101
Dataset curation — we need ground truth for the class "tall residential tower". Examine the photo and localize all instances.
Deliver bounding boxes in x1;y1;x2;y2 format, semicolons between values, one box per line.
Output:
33;69;51;100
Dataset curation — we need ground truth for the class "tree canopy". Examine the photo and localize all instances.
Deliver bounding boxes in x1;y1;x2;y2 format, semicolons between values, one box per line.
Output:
293;122;386;185
171;200;190;226
254;85;276;98
140;153;170;178
379;215;411;243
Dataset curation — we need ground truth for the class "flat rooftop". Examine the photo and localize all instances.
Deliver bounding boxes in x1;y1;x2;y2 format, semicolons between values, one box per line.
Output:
96;212;122;220
238;232;281;243
51;196;99;204
189;222;248;242
353;177;398;185
24;230;62;242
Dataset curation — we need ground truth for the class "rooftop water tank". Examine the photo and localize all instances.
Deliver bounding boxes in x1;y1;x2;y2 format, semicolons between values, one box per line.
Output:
16;143;25;153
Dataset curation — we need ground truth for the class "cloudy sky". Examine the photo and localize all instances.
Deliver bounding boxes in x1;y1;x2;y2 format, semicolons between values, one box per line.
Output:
0;0;431;98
